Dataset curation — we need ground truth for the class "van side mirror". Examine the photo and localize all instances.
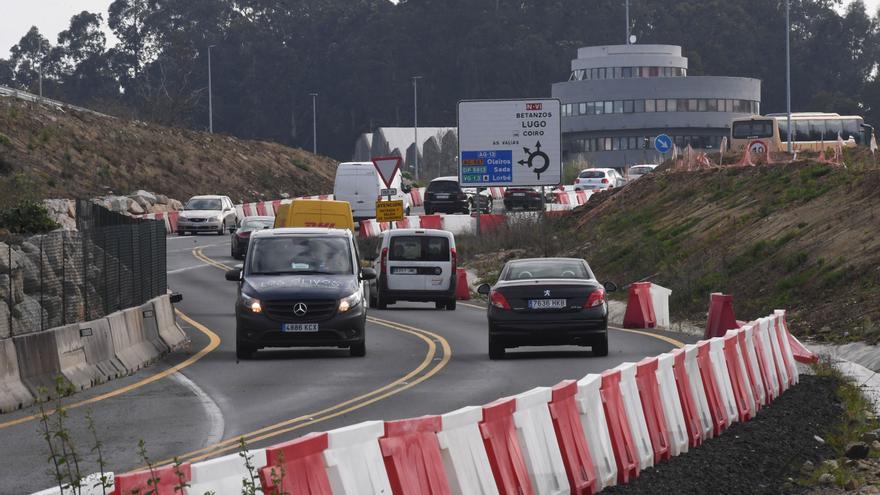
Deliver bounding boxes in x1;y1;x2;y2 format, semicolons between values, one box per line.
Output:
360;267;377;280
401;184;412;194
477;283;491;295
603;281;618;292
225;269;242;281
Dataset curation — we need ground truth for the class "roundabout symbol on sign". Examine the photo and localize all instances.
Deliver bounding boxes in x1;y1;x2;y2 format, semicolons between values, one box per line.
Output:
518;141;550;180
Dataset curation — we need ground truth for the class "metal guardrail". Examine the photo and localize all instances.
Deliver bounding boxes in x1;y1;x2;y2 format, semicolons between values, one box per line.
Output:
0;85;112;118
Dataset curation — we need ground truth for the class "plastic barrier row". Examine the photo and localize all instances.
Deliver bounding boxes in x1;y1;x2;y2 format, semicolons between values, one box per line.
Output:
2;295;188;414
553;190;596;207
41;308;818;495
359;214;508;238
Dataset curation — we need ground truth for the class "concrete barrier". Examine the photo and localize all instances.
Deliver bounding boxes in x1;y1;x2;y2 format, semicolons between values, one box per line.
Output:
54;323;99;391
0;338;34;412
79;317;126;383
135;303;170;355
108;310;161;371
152;295;188;350
512;387;570;495
14;330;65;398
190;449;267;494
438;406;499;495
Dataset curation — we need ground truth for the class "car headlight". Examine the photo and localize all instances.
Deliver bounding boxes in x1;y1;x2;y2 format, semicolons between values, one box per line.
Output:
338;291;362;313
241;292;262;313
214;214;224;222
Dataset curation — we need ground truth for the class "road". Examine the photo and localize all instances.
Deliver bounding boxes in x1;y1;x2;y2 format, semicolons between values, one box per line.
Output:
1;234;697;493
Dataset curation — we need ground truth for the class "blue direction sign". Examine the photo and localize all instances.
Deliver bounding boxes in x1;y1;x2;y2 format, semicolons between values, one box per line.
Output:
654;134;673;153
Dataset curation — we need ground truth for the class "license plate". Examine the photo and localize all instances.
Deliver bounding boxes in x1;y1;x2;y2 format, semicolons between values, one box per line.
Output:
528;299;566;310
392;267;417;275
514;192;526;196
282;323;319;332
435;193;450;199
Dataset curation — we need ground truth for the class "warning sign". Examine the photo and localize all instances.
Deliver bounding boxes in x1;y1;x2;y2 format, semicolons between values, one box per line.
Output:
375;200;404;222
458;99;562;187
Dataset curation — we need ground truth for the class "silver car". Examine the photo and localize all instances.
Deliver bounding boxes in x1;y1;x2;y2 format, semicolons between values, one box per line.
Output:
177;195;239;235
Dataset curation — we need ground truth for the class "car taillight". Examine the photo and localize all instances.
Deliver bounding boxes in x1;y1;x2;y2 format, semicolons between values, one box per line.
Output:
584;288;606;308
490;290;511;310
601;178;609;184
381;247;388;275
450;247;457;273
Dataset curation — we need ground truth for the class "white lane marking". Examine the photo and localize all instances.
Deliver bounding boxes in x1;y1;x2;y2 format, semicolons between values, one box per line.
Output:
167;264;212;275
169;371;225;446
166;242;226;254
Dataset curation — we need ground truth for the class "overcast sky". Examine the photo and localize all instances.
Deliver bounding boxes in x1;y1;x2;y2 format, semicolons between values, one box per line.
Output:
2;0;879;58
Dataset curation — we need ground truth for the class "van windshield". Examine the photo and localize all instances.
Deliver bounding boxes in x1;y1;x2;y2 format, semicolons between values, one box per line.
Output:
389;236;450;261
248;236;353;275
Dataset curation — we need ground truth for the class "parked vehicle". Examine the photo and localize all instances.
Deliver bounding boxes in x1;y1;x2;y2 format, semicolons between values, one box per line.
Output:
366;228;457;310
177;195;238;235
424;177;469;215
477;257;616;359
231;216;274;259
225;227;376;359
503;187;543;211
461;187;493;214
274;200;355;231
626;164;657;182
573;168;626;191
333;162;410;221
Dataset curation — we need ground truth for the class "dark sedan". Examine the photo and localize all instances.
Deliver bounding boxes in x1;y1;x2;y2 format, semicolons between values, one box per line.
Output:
477;258;616;359
503;188;543;211
231;216;274;259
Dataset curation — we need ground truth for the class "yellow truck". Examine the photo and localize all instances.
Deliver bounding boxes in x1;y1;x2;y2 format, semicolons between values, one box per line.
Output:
273;200;355;231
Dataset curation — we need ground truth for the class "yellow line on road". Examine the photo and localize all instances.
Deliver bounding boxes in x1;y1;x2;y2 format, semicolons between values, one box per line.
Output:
0;309;221;430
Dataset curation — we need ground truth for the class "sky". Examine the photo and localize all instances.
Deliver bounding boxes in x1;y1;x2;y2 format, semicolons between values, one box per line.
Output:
1;0;879;59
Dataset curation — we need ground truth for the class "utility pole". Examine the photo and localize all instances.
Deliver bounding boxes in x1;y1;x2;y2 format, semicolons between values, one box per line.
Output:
38;65;43;97
208;45;215;134
310;92;318;155
412;75;423;181
785;0;793;152
625;0;631;44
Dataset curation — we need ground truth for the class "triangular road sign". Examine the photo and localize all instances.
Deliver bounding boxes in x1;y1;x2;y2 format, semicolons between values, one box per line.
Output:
371;156;401;188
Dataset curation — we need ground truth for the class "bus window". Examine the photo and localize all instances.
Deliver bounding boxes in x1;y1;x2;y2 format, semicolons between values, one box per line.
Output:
808;120;825;141
842;119;862;143
732;120;773;139
778;120;790;142
795;120;810;141
824;120;842;141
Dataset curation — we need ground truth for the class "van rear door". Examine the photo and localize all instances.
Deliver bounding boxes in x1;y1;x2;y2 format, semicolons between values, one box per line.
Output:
386;234;452;291
335;165;380;218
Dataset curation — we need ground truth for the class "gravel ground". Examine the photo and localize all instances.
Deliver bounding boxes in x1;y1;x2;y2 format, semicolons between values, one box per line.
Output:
604;375;839;495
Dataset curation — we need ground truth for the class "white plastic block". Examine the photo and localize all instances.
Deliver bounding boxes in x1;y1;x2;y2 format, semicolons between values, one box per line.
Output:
741;324;767;407
323;420;392;495
765;316;790;393
575;374;617;491
438;406;499;495
708;338;739;426
683;345;715;439
756;317;781;401
725;329;757;419
513;387;570;495
648;284;673;328
190;449;268;494
615;363;654;471
656;353;688;456
774;310;800;386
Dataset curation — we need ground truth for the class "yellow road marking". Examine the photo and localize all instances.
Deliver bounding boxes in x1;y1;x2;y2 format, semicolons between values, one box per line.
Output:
0;309;221;430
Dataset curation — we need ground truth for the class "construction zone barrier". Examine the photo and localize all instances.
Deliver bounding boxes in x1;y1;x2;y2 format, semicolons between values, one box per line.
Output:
774;311;800;386
54;323;101;390
78;317;125;383
549;380;597;495
380;416;451;494
456;269;471;301
438;406;499;495
0;338;33;413
512;387;570;494
648;284;672;328
32;473;115;495
419;215;443;230
13;330;63;397
705;293;739;338
50;308;816;495
478;214;506;234
152;294;188;350
622;282;656;329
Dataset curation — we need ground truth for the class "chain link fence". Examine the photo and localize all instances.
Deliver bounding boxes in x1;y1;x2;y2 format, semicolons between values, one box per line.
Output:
0;200;166;339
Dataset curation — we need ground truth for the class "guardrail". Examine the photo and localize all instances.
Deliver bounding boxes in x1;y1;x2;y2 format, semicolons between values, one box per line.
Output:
0;85;111;118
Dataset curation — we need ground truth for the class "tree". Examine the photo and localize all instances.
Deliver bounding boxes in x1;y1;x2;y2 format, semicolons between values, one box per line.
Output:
9;27;53;92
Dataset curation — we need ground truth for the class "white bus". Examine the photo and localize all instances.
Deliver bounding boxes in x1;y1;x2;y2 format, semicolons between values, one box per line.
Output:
730;113;873;154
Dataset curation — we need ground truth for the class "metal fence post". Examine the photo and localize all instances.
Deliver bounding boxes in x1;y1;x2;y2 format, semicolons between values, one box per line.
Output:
83;229;89;320
39;235;44;332
7;243;11;333
103;228;109;316
117;231;121;311
61;233;66;325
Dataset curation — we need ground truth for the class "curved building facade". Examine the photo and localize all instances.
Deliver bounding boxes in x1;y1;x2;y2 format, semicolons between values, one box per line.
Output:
551;44;761;168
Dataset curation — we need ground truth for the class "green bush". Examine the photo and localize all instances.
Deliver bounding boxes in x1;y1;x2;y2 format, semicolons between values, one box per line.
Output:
0;201;59;233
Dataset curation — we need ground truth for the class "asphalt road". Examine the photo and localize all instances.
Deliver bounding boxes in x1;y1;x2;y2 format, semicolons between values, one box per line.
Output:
2;233;697;493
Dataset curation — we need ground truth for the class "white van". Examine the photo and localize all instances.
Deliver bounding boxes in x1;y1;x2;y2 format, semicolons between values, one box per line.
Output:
366;229;457;310
333;162;410;221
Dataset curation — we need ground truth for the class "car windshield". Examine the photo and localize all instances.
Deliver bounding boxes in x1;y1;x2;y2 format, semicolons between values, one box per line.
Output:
240;218;274;231
503;260;593;280
428;180;460;192
630;166;653;175
578;171;606;179
248;236;353;275
185;198;222;210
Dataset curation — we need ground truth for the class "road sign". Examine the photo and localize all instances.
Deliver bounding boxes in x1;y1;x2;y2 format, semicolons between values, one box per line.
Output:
654;134;673;153
380;188;398;197
371;156;401;188
458;99;562;187
375;200;404;222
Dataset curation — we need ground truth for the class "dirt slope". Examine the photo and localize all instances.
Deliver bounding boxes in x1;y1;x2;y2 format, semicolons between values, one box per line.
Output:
570;156;880;342
0;96;335;205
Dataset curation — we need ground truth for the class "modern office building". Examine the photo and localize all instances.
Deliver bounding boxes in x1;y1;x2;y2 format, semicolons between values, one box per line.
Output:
551;44;761;168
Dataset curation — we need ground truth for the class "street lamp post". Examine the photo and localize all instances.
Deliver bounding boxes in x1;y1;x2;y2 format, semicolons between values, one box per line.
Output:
412;75;423;181
625;0;631;44
785;0;792;153
309;92;318;155
208;45;215;134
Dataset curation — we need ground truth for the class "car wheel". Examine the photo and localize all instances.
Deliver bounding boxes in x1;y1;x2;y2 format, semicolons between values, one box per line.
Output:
236;341;257;360
446;299;457;310
435;301;444;310
488;336;505;360
350;341;366;357
217;223;225;236
592;332;609;357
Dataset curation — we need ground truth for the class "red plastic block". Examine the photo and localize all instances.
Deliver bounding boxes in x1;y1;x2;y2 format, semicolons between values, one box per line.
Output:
259;432;332;495
549;380;597;495
420;214;443;230
454;269;470;301
167;212;179;233
113;463;191;495
599;370;640;484
723;333;753;422
671;349;703;448
380;416;451;495
256;202;268;216
478;214;506;234
479;398;535;495
635;357;671;463
696;341;727;436
787;332;818;364
736;331;763;412
704;293;740;339
623;282;656;329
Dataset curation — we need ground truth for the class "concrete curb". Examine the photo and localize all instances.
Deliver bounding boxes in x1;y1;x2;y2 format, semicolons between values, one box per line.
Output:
0;338;34;413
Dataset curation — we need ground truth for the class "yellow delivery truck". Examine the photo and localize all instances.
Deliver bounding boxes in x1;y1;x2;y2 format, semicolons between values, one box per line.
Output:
274;200;355;231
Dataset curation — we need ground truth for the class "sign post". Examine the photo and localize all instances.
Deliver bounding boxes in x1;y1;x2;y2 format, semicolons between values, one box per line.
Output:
371;156;404;224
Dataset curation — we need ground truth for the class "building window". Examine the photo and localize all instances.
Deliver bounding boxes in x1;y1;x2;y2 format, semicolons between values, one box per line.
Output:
579;103;587;115
698;99;708;112
634;99;645;113
623;100;634;113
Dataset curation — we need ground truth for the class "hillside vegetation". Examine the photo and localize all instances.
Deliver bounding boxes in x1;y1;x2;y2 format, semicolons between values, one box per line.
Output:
0;96;336;206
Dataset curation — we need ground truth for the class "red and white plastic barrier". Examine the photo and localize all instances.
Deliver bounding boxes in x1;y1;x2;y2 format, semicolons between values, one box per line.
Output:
62;308;809;495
